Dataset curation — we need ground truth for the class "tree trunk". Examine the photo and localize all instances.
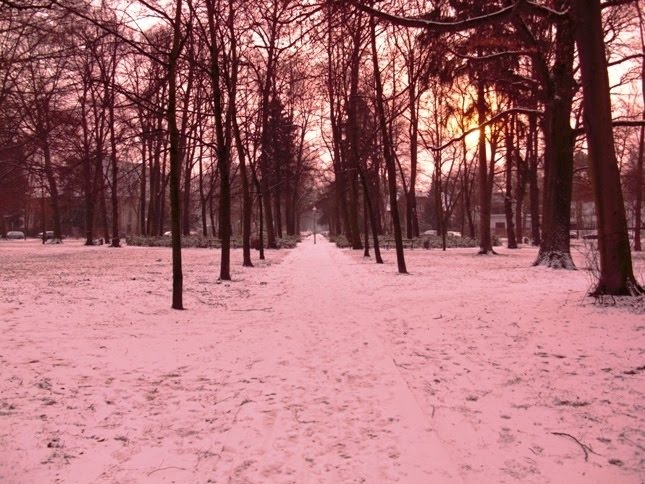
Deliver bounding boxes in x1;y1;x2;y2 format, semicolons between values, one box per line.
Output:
205;0;232;281
370;16;406;273
40;132;62;242
81;96;96;245
528;114;541;246
359;166;383;264
515;126;529;243
346;26;365;251
139;125;147;236
363;190;370;258
634;2;645;252
233;116;253;267
635;125;644;252
573;0;643;295
534;7;575;269
504;120;518;249
168;0;184;309
476;80;494;254
109;88;120;247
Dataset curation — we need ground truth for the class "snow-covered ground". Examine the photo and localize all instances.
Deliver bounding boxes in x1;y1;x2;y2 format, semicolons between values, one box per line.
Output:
0;236;643;483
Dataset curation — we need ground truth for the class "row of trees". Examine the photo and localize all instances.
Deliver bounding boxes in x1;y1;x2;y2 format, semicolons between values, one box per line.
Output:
0;0;322;307
1;0;644;305
321;0;644;297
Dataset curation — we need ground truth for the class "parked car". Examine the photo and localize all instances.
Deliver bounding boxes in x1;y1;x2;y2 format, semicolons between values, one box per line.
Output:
37;231;65;240
6;231;26;240
422;229;438;236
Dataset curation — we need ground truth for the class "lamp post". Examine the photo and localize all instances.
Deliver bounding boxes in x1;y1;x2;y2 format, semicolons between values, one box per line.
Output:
313;206;317;244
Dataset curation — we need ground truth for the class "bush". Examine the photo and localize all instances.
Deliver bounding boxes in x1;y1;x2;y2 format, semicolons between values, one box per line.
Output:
125;234;300;249
330;235;351;248
330;233;481;249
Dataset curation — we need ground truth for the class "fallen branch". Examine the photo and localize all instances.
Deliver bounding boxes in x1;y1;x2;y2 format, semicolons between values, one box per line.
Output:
147;465;187;476
231;308;273;312
551;432;593;461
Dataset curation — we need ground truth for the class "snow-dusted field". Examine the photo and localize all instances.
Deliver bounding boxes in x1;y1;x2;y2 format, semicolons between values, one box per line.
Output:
0;236;643;483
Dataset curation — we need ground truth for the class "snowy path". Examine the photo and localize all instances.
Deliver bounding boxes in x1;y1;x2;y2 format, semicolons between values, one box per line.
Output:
205;235;460;482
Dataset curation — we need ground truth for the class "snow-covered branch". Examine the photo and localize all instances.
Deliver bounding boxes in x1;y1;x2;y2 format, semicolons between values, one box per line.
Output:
349;0;568;32
350;1;522;32
447;46;536;62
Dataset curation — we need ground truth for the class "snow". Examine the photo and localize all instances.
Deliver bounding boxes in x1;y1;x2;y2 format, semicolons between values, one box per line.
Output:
0;236;643;483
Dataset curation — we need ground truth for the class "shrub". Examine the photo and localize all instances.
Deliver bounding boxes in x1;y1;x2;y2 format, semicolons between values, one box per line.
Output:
125;234;300;249
330;235;351;248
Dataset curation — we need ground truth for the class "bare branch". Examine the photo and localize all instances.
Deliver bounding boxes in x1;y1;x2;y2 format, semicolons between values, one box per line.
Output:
350;1;522;32
349;0;568;32
427;108;542;152
601;0;636;8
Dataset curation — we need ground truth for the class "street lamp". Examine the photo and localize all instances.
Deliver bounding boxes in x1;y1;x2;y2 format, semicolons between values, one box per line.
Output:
313;206;317;244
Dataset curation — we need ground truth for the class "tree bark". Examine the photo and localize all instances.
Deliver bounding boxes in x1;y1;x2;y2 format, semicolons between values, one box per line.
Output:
534;5;575;269
168;0;184;309
370;15;406;273
504;120;518;249
359;166;383;264
476;79;494;254
573;0;643;295
635;125;644;252
528;114;541;246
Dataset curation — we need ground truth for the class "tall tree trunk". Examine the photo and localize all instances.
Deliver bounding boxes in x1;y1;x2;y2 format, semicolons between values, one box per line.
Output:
476;79;494;254
139;126;147;236
346;24;365;251
168;0;184;309
635;125;644;252
515;125;529;243
273;182;282;239
528;114;541;245
407;67;420;239
254;171;266;260
634;2;645;252
41;133;62;242
205;0;232;280
363;190;370;257
180;56;195;237
109;87;120;247
99;183;109;242
534;6;575;268
81;95;96;245
573;0;643;295
505;120;518;249
461;139;476;238
370;16;406;273
359;166;383;264
233;117;253;267
159;152;168;235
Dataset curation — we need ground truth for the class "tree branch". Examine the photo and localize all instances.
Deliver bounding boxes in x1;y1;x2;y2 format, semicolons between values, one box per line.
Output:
427;107;542;151
350;1;522;32
601;0;636;8
349;0;568;32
